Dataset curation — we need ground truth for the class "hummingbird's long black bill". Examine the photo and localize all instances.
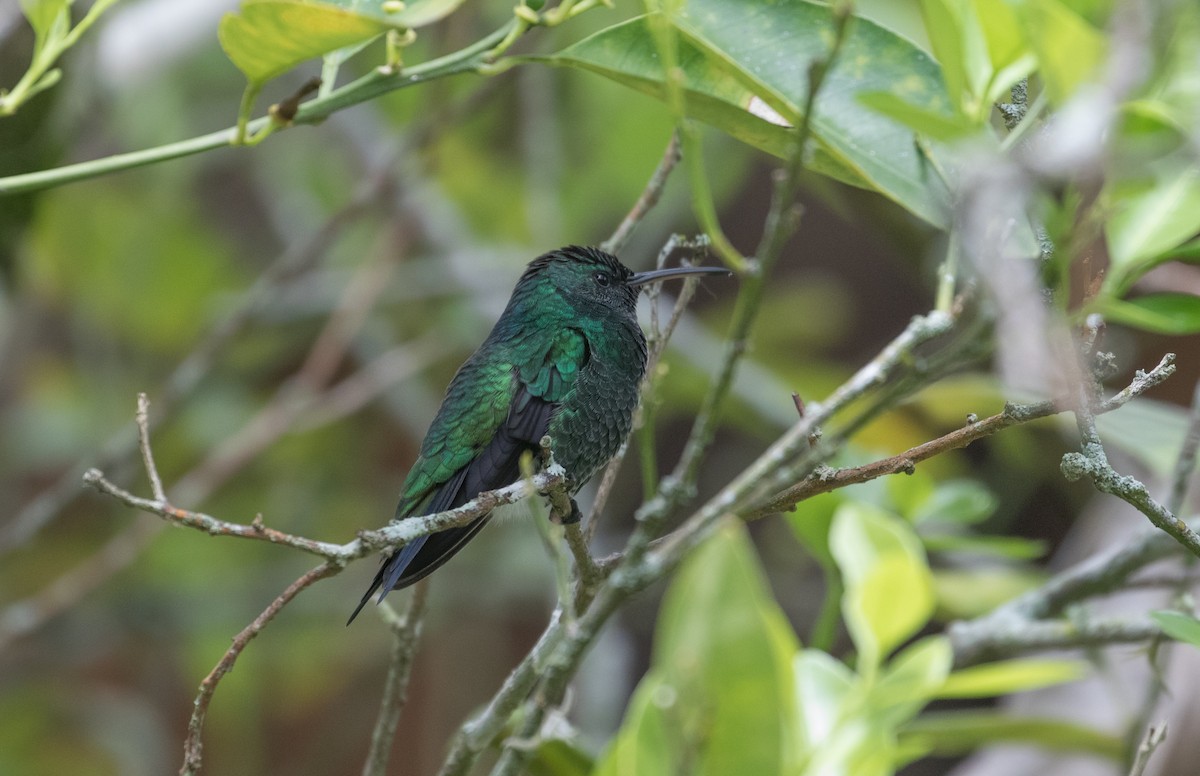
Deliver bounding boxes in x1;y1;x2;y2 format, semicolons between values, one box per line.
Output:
628;266;733;287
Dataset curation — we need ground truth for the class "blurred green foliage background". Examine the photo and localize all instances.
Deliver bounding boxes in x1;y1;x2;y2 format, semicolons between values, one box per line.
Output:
3;0;1200;774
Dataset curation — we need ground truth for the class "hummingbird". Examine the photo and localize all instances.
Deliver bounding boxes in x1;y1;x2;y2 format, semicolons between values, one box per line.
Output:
348;245;730;623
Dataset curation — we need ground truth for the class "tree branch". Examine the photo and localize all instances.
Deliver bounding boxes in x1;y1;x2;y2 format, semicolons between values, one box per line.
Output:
83;461;571;566
751;353;1177;518
181;562;339;776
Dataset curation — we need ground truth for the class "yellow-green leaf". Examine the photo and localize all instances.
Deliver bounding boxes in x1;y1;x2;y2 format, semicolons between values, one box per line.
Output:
1151;610;1200;648
219;0;396;85
831;503;935;668
650;519;800;775
938;658;1085;698
1012;0;1105;103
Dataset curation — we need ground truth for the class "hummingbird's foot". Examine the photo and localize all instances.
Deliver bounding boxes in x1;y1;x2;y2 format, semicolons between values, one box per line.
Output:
562;498;583;525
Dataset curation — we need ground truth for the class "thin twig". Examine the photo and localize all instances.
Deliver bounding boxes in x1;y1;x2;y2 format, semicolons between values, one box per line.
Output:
136;393;167;502
1127;724;1167;776
180;562;339;776
84;464;572;565
1060;456;1200;558
752;354;1177;517
949;617;1164;667
362;582;430;776
1168;380;1200;516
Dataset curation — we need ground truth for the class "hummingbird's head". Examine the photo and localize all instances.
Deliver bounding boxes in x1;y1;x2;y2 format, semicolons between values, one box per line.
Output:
519;246;640;316
518;246;731;319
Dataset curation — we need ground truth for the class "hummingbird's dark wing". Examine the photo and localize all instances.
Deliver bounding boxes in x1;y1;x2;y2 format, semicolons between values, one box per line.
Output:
348;329;587;623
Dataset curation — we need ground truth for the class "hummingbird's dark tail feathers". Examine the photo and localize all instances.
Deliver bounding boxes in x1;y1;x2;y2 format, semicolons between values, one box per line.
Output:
345;518;492;625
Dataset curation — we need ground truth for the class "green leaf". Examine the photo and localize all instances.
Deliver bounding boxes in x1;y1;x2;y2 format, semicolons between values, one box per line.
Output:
1105;165;1200;289
1102;293;1200;335
900;712;1123;759
919;0;991;119
831;503;935;668
922;533;1047;560
918;0;972;115
550;2;957;227
793;651;897;776
1012;0;1105;104
676;0;956;227
793;649;856;747
911;480;998;525
858;92;980;141
546;18;872;193
648;519;801;775
19;0;70;41
219;0;398;85
917;0;1034;119
592;673;678;776
871;636;953;727
1150;610;1200;648
527;737;594;776
938;659;1086;698
973;0;1036;105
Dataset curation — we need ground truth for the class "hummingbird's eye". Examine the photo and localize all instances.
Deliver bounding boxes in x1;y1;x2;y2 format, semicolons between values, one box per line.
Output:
593;271;611;287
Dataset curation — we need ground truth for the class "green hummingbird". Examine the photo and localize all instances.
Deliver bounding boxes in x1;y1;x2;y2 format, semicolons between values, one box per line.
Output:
349;245;730;623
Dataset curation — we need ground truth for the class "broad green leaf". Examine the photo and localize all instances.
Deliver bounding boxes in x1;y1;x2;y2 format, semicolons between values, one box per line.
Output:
551;2;956;227
919;0;973;115
676;0;956;227
1150;610;1200;648
19;0;70;40
793;649;856;747
219;0;398;85
651;519;800;775
973;0;1036;105
919;0;990;119
900;712;1123;759
1105;166;1200;290
858;92;979;141
922;533;1046;560
938;658;1085;698
1163;237;1200;263
528;738;593;776
831;504;935;667
546;18;872;193
916;0;1032;118
1102;293;1200;335
911;480;997;525
871;636;953;727
592;673;678;776
1011;0;1105;103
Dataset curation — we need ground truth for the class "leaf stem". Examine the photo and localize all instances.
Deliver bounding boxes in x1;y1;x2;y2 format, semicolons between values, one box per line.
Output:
0;20;516;196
